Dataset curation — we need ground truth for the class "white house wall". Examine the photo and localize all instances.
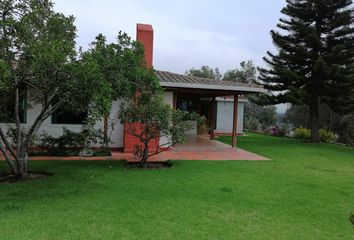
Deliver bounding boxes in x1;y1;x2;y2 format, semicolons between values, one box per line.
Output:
216;101;244;134
0;92;246;149
0;100;124;148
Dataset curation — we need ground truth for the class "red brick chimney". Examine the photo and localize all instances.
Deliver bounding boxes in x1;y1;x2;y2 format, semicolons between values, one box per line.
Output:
124;24;157;153
136;23;154;68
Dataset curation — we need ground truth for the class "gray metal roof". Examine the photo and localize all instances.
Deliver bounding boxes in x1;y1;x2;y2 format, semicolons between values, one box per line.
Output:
155;70;266;93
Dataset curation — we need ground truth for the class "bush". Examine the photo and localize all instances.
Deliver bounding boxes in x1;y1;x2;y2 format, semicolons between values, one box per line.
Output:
39;128;106;156
319;129;336;143
293;127;311;140
6;127;39;147
277;125;288;137
245;118;262;131
265;125;288;137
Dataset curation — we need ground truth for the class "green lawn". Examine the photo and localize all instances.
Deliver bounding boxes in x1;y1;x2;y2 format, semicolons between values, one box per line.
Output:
0;133;354;240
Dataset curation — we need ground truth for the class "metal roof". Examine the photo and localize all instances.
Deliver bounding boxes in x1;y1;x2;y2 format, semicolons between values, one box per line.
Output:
156;70;266;93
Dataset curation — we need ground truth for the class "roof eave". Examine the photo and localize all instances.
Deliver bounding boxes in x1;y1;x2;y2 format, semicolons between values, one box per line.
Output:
160;82;267;94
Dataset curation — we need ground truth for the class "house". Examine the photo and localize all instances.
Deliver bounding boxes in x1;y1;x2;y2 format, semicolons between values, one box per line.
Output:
0;24;265;152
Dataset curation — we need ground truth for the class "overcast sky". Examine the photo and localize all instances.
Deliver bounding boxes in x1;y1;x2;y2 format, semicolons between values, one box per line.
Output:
54;0;288;113
54;0;286;74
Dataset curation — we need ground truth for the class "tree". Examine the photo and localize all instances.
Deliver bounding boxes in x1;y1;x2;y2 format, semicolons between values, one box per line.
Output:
81;32;145;147
119;69;205;168
257;0;354;142
244;101;277;131
185;66;222;80
284;104;354;145
223;60;257;83
0;0;109;179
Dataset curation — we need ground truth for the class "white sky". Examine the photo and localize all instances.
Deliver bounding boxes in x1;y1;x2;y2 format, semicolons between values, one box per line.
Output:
53;0;288;113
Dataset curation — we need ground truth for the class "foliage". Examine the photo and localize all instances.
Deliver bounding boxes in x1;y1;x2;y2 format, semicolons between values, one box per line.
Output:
283;105;310;129
185;66;222;80
5;127;38;148
284;104;354;145
244;118;262;132
222;60;257;83
119;69;205;167
293;127;336;143
0;1;146;177
319;129;336;143
40;128;104;149
277;126;288;137
293;128;311;140
332;113;354;146
37;128;106;157
257;0;354;143
0;0;112;178
81;33;146;146
244;100;277;131
266;125;288;137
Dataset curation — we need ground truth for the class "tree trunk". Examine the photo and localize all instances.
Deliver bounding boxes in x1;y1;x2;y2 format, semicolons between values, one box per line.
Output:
15;87;29;179
141;144;149;169
310;101;320;143
17;149;28;179
103;115;108;149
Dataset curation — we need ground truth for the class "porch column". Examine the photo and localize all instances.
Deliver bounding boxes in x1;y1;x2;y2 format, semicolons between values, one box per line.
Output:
232;94;239;148
210;96;216;140
173;92;177;110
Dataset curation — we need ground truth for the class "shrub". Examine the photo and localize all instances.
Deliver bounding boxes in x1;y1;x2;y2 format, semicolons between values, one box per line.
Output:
265;125;288;137
293;127;311;140
319;129;336;143
6;127;39;147
245;118;262;132
277;125;288;137
39;128;106;156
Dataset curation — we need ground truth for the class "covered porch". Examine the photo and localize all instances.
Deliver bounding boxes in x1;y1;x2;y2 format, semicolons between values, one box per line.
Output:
156;70;268;149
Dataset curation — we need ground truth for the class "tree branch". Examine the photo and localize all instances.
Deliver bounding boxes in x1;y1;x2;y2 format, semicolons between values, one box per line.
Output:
0;126;18;161
0;139;17;173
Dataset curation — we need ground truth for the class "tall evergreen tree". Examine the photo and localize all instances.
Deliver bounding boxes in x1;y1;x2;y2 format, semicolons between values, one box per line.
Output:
258;0;354;142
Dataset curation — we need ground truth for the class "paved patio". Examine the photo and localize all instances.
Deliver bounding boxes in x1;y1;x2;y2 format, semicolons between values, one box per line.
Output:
136;135;269;161
0;135;268;162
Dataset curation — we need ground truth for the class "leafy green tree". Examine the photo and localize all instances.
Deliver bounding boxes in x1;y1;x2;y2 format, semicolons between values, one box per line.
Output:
223;60;257;83
185;66;222;80
284;104;354;145
119;69;205;168
258;0;354;142
81;33;145;147
0;0;109;179
245;101;277;131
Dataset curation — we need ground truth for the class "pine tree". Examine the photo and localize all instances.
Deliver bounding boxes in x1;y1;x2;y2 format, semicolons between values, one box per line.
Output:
258;0;354;142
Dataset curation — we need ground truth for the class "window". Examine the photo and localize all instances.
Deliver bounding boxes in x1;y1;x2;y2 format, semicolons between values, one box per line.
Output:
179;100;198;112
177;95;198;113
0;89;27;123
51;108;87;125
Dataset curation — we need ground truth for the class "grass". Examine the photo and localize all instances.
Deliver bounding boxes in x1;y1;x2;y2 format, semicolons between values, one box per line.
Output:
0;133;354;239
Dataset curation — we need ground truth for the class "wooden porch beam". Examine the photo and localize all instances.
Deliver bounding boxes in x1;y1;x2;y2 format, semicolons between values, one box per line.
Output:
172;92;177;110
210;96;216;140
163;88;244;97
232;94;239;148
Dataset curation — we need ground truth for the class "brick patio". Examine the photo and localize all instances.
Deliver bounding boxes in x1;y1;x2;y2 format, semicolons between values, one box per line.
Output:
0;135;268;162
